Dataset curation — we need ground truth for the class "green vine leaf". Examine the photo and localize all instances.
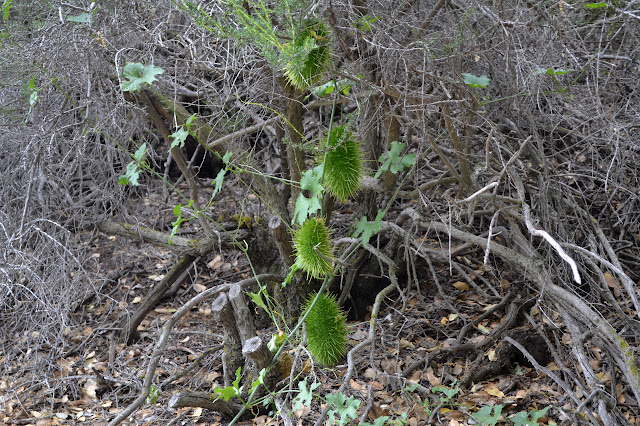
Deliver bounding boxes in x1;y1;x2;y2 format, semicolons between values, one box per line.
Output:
121;62;165;92
353;209;384;246
169;199;194;245
462;73;491;88
472;404;503;426
361;417;389;426
326;392;360;425
146;384;159;405
66;12;91;23
375;141;416;179
211;152;232;198
170;127;189;149
292;378;321;411
213;367;242;401
119;143;147;186
293;164;324;226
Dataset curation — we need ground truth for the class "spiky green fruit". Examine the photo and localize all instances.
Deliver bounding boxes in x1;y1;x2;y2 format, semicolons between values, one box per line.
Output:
322;126;364;202
303;293;348;366
283;20;330;90
293;217;334;279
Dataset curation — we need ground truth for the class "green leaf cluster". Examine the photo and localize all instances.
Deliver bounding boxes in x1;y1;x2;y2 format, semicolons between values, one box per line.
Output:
121;62;164;92
326;391;360;425
462;73;491;88
214;367;243;401
118;143;148;186
472;404;551;426
375;141;416;179
146;384;159;405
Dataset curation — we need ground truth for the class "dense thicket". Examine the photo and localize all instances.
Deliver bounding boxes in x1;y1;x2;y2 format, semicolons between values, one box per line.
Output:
1;1;639;424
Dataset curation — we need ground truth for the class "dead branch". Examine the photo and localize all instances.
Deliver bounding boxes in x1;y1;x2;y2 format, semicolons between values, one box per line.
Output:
106;274;281;426
167;390;247;419
97;220;244;256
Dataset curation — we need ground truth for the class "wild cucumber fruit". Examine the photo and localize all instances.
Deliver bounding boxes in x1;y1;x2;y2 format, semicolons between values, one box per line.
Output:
303;292;348;366
293;217;334;279
322;125;363;202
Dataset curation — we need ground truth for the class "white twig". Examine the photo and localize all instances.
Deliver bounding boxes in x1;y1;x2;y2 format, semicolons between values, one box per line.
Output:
484;210;500;265
523;204;581;284
457;181;499;204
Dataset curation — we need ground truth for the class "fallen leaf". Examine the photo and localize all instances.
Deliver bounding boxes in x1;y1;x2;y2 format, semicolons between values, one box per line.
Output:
486;349;496;361
485;385;504;398
350;379;364;391
83;379;98;401
207;255;224;270
604;273;617;288
425;368;441;386
452;281;470;291
192;283;207;293
400;339;415;349
363;368;376;379
131;296;142;304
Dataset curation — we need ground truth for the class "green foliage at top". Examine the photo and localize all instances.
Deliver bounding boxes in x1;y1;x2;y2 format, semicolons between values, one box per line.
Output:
322;125;364;202
179;0;330;90
120;62;164;92
282;19;331;90
585;2;608;8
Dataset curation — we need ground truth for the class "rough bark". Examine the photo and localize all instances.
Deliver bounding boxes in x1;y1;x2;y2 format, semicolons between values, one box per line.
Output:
211;292;243;380
97;220;245;256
